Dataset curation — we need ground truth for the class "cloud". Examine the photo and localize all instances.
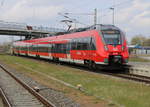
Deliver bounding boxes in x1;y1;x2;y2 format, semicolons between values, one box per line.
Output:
0;0;63;22
130;11;150;28
117;0;150;24
0;0;149;42
101;0;150;41
116;0;150;38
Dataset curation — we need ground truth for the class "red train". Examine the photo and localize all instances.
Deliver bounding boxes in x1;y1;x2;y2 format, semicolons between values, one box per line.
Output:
12;24;129;69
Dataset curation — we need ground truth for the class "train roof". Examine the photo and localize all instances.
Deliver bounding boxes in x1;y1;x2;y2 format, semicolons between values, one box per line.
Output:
70;24;120;32
16;24;121;41
55;24;120;35
97;24;120;31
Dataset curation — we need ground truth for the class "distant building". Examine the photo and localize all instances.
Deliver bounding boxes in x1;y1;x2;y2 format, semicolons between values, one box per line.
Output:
128;45;150;54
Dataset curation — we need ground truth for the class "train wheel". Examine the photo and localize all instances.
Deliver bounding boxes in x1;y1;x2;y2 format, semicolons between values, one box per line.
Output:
26;53;28;57
92;62;97;70
84;60;88;66
53;57;59;64
88;61;97;71
36;55;40;58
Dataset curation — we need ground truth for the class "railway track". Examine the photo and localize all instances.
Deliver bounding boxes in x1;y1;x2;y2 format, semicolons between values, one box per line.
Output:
56;62;150;85
97;71;150;85
114;73;150;84
0;87;11;107
54;62;150;85
67;63;150;84
0;64;55;107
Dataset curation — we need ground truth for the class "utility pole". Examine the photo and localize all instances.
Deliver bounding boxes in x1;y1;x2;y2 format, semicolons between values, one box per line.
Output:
94;8;97;25
110;7;114;25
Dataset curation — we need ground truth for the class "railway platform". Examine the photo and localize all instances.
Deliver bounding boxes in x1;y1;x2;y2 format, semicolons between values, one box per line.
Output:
128;62;150;77
139;57;150;60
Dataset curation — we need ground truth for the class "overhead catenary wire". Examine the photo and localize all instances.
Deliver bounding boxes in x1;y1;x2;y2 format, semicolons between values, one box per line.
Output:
58;12;89;29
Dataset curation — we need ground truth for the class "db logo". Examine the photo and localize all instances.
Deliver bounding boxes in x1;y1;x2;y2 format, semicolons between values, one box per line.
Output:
76;51;81;55
113;48;118;51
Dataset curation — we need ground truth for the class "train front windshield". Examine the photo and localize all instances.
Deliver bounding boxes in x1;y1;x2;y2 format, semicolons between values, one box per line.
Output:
102;30;121;45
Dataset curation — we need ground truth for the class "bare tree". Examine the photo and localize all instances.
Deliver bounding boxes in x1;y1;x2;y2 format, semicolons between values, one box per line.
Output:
131;35;147;46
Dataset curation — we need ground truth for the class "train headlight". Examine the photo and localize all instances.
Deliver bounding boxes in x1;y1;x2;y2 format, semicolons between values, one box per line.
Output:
104;45;108;51
122;46;125;51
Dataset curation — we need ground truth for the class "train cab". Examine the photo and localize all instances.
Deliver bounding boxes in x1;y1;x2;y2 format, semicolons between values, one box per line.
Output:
96;25;129;65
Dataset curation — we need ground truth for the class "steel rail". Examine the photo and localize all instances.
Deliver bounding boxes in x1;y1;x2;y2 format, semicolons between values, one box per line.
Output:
0;87;12;107
96;70;150;84
0;64;56;107
115;73;150;84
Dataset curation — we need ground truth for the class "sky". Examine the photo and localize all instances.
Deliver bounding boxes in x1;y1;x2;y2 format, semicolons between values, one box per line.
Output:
0;0;149;43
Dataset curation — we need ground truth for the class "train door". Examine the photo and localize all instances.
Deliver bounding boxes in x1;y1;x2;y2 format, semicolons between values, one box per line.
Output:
36;44;39;57
89;37;96;59
70;39;77;60
51;43;57;59
48;43;52;59
88;37;97;69
89;37;93;60
26;44;28;56
66;42;71;60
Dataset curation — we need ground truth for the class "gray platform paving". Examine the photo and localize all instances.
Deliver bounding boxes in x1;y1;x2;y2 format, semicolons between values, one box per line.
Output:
129;62;150;77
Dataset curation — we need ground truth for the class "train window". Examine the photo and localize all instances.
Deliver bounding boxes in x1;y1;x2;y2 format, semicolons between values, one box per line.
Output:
24;46;27;51
102;30;121;45
55;44;58;53
62;44;67;53
71;39;77;50
50;43;67;54
51;44;55;53
53;44;60;53
81;38;86;50
103;34;121;45
60;44;63;53
23;47;25;51
57;44;62;53
48;44;52;52
38;44;49;53
90;37;96;50
76;38;82;50
31;45;35;52
20;47;22;50
66;43;71;54
29;46;31;51
30;45;33;51
70;37;96;50
60;44;62;53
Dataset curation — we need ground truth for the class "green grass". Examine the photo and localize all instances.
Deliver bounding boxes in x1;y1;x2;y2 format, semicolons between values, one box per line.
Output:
137;54;150;57
129;56;150;62
1;55;150;107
